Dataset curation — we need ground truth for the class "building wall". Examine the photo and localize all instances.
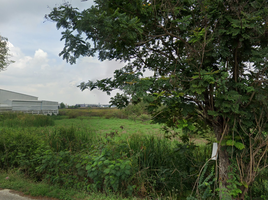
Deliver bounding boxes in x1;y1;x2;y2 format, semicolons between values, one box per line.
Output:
0;89;58;115
0;89;38;104
11;100;42;111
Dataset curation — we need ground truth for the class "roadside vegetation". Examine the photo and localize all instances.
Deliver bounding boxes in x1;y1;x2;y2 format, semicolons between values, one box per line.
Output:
0;106;268;199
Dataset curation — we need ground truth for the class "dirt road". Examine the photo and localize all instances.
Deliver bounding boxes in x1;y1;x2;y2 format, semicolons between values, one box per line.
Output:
0;189;59;200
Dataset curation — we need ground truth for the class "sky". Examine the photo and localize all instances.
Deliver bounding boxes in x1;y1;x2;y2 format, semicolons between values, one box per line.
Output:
0;0;125;105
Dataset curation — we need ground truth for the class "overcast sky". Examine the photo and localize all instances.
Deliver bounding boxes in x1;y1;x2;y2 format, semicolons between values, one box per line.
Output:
0;0;125;105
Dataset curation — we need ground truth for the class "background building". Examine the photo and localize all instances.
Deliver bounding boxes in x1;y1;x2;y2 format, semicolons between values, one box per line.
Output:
0;89;58;115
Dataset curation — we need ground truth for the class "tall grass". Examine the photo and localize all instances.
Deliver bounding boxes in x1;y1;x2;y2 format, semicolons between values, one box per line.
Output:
127;134;213;198
0;112;216;199
59;103;150;120
45;126;98;152
0;112;54;127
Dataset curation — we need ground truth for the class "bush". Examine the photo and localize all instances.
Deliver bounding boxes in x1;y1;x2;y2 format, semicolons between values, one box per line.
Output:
0;128;44;169
138;114;151;122
66;111;79;119
128;114;138;121
123;101;148;116
35;140;136;194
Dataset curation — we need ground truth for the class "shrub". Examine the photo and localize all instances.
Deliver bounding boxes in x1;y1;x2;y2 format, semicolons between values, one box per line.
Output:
0;128;43;169
104;113;113;119
123;101;148;116
128;114;138;121
35;140;136;195
66;111;79;119
35;150;90;189
138;114;151;122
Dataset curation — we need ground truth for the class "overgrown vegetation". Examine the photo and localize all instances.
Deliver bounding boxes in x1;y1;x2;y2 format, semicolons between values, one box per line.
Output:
1;110;268;199
0;112;55;127
0;35;14;71
59;101;150;121
47;0;268;198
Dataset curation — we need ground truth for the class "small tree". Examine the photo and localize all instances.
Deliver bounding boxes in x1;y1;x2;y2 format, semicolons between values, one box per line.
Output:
47;0;268;198
0;35;14;71
59;102;66;109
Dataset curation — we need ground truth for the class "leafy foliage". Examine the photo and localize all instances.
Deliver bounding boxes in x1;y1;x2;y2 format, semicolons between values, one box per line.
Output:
0;35;14;71
59;102;66;109
0;128;43;169
0;113;212;198
3;113;268;198
47;0;268;198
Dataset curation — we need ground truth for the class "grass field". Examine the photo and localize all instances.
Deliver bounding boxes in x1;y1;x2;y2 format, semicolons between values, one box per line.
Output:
56;117;163;136
0;109;216;200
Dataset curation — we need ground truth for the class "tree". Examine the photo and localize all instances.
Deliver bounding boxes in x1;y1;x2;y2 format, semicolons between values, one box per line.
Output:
59;102;66;109
0;35;13;71
47;0;268;198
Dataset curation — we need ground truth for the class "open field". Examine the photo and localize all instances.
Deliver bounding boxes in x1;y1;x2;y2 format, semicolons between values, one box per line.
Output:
56;117;163;136
57;108;210;144
0;109;267;199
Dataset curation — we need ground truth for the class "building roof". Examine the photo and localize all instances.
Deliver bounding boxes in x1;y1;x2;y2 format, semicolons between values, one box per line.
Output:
0;88;37;98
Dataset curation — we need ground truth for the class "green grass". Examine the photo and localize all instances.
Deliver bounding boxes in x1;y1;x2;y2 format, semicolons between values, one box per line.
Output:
0;170;141;200
0;111;215;199
0;112;55;127
55;117;165;138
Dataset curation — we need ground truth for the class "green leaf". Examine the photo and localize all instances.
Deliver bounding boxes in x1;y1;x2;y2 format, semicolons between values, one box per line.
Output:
234;142;245;150
104;160;110;164
207;110;219;117
125;165;131;170
226;140;235;146
86;165;91;170
120;164;126;170
192;75;200;79
116;172;121;177
188;124;195;131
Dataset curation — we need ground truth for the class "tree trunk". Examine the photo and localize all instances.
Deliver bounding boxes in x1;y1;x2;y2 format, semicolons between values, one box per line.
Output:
218;147;233;199
214;124;233;199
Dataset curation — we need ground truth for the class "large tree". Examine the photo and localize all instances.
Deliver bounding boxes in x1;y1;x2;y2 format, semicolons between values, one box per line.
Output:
47;0;268;198
0;35;13;71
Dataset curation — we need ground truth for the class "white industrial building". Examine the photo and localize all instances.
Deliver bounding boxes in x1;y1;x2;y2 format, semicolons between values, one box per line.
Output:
0;89;58;115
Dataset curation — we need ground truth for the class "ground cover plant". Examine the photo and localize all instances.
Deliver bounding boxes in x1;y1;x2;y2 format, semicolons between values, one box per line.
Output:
0;169;138;200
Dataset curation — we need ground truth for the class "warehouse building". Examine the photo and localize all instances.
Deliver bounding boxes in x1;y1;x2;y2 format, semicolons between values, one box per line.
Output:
0;89;58;115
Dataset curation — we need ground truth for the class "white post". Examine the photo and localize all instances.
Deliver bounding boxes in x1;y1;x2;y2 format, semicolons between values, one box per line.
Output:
211;143;218;160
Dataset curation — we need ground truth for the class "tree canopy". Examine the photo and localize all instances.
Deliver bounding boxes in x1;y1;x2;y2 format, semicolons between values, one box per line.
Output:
47;0;268;198
0;35;13;71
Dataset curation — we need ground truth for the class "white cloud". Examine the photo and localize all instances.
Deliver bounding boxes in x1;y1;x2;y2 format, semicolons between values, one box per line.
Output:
0;0;126;105
0;42;124;105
